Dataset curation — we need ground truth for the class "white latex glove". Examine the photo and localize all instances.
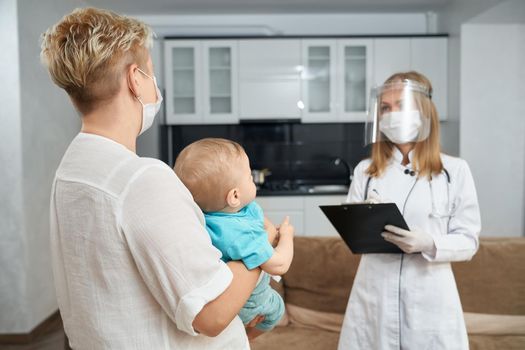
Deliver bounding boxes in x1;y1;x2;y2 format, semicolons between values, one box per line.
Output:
381;225;436;254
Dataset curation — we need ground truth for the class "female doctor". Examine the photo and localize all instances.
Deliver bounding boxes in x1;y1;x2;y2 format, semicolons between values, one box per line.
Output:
338;71;481;350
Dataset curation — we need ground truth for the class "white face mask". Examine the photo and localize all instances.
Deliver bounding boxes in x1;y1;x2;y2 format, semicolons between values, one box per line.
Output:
378;110;423;144
136;68;163;136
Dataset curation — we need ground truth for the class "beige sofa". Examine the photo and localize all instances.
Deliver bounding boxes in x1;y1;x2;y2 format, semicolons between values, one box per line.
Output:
251;237;525;350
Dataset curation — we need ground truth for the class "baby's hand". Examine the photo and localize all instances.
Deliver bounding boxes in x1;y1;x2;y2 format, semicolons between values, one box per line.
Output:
264;217;278;246
278;216;294;237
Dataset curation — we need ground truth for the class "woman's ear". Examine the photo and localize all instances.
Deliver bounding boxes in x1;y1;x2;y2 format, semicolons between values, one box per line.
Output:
127;64;141;98
226;188;241;209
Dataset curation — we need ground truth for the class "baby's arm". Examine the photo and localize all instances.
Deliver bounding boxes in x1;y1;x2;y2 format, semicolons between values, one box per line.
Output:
260;216;294;275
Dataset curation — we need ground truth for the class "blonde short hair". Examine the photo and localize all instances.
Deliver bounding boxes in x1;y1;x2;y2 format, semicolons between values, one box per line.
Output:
174;138;246;212
40;7;153;114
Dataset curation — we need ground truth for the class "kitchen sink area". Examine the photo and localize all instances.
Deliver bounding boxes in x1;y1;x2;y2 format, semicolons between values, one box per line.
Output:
304;184;349;194
163;122;365;198
256;181;349;196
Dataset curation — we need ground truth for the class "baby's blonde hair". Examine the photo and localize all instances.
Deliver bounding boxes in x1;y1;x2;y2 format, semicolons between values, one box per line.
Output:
40;7;153;114
175;138;246;212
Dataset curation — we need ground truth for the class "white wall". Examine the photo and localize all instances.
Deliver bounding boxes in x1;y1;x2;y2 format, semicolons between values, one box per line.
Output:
136;39;164;159
0;0;29;334
0;0;85;334
460;0;525;236
435;0;503;156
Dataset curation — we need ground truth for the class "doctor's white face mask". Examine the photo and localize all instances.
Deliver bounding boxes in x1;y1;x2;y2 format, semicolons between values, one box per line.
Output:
379;110;423;144
136;68;163;136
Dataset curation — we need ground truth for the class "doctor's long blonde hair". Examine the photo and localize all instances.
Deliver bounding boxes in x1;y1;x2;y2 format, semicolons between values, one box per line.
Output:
366;71;443;179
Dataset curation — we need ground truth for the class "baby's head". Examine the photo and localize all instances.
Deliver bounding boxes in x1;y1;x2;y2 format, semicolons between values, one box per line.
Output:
174;138;256;213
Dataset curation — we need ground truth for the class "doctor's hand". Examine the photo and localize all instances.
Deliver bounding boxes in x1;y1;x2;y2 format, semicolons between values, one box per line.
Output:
364;190;382;204
354;190;383;204
382;225;436;255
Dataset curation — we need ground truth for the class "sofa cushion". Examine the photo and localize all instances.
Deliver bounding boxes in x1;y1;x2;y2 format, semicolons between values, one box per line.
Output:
452;238;525;315
464;312;525;335
286;303;344;333
283;236;360;314
468;335;525;350
284;308;525;336
250;324;339;350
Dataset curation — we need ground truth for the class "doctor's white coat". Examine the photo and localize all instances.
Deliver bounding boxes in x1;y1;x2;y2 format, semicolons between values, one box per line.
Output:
338;149;481;350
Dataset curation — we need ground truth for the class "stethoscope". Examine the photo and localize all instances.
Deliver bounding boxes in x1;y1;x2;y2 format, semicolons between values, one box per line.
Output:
429;168;454;219
364;167;454;220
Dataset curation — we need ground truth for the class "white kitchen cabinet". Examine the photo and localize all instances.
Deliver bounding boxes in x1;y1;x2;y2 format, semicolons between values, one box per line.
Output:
337;39;374;122
301;39;338;122
239;39;303;119
256;196;305;235
164;41;202;124
373;37;448;120
163;37;447;124
411;37;448;119
304;195;347;236
202;41;239;123
164;40;238;124
372;38;411;88
255;195;346;237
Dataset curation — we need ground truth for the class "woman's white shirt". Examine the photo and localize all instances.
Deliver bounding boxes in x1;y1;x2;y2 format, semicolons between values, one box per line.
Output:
338;148;481;350
50;133;249;350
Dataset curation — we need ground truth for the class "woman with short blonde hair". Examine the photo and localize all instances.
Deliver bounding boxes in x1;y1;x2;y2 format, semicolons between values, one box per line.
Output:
42;8;261;349
41;7;152;114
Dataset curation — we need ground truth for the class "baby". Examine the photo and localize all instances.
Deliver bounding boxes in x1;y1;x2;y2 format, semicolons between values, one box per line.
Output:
174;138;294;339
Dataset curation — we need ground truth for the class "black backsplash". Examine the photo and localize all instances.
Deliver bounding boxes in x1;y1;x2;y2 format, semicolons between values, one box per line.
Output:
161;122;370;186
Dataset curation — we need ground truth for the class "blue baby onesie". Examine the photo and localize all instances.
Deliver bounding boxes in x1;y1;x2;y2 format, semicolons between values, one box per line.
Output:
205;201;285;330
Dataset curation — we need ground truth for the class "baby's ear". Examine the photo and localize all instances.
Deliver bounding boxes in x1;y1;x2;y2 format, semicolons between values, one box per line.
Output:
226;188;241;208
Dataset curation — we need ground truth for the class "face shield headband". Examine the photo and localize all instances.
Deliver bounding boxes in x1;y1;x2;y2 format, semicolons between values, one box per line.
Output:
365;79;432;145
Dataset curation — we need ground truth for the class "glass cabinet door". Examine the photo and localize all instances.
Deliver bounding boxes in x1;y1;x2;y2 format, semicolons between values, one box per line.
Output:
337;39;373;122
203;41;238;123
301;40;337;123
164;41;202;124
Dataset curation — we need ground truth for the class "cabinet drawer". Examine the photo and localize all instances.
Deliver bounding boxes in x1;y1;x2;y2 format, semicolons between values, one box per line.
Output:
256;196;303;211
264;211;304;236
304;195;347;236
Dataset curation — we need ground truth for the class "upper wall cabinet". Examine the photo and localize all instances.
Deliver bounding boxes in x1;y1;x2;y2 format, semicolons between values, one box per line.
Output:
373;38;411;87
163;36;447;124
300;39;373;123
301;39;337;122
410;38;448;120
238;39;303;120
337;39;374;122
164;41;201;124
373;37;448;119
164;40;238;124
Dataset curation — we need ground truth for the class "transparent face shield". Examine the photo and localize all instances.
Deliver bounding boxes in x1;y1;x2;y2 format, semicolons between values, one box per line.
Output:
365;80;432;145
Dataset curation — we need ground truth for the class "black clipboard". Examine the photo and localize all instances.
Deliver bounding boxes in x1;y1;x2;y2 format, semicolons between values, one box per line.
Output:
320;203;409;254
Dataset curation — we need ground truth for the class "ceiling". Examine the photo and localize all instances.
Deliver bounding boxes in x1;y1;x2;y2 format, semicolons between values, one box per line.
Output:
83;0;452;15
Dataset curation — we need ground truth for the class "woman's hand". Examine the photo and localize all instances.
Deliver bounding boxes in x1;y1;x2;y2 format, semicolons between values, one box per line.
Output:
245;315;265;341
245;315;265;329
